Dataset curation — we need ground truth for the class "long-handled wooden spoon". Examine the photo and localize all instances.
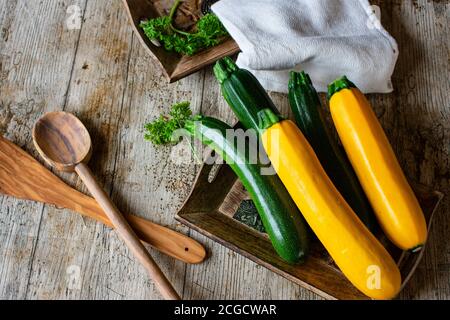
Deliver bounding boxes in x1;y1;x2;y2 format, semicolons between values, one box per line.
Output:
0;135;206;265
33;111;180;300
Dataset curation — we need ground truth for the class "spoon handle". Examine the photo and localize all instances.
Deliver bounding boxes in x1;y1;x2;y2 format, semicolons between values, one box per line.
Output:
75;163;181;300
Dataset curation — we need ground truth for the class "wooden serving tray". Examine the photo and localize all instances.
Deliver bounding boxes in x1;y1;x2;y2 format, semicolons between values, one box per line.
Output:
177;157;444;300
122;0;240;82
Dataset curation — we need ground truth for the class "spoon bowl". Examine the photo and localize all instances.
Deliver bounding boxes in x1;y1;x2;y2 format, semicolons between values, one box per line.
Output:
32;111;180;300
33;112;92;172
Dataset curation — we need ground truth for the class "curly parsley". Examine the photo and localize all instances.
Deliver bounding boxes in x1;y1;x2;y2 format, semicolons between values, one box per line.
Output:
140;0;228;56
144;101;193;145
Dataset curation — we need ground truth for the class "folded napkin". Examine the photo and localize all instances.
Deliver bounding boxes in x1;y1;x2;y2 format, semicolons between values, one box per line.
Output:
212;0;399;93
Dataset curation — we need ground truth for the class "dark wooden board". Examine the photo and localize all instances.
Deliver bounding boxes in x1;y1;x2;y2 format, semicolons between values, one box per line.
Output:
122;0;240;82
177;157;444;300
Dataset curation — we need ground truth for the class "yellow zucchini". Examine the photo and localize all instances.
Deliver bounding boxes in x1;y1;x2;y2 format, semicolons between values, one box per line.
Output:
258;109;401;300
328;77;427;251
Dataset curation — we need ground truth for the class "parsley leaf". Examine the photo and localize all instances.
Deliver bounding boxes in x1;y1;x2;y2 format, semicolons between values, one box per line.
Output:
169;101;192;127
140;0;228;56
144;101;193;145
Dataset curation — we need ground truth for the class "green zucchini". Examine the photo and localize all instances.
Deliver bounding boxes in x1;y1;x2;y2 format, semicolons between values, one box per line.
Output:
184;116;309;264
288;71;377;232
214;57;282;133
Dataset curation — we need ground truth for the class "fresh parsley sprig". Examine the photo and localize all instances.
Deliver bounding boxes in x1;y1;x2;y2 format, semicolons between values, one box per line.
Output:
144;101;193;145
140;0;228;56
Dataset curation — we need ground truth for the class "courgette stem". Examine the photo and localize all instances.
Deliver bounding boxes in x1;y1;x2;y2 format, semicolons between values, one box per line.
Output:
214;58;283;133
213;57;238;84
327;76;356;100
289;70;313;88
257;109;281;132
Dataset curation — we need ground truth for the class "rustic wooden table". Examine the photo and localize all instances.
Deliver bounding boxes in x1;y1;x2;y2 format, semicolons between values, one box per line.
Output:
0;0;448;300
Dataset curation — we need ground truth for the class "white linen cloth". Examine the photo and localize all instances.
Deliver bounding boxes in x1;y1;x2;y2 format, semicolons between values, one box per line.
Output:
212;0;399;93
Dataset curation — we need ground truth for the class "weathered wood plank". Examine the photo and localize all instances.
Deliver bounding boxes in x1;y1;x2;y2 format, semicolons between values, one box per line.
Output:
22;0;169;300
107;32;206;298
378;0;449;300
0;0;448;300
22;0;206;299
0;0;87;299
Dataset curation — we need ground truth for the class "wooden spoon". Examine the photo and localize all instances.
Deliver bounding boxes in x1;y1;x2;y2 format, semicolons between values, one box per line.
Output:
33;111;180;300
0;135;206;265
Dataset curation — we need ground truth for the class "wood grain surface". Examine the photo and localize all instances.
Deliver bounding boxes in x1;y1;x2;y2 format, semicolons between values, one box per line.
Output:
0;135;206;265
0;0;448;300
32;110;180;299
75;162;181;300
